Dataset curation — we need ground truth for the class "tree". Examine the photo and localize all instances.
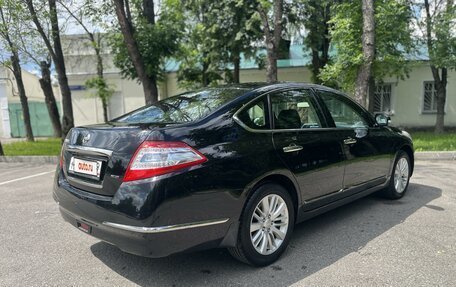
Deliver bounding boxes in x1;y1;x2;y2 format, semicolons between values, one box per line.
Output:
176;0;220;89
26;0;74;138
112;0;156;104
111;0;181;104
0;140;4;156
177;0;261;87
418;0;455;133
59;0;113;122
0;1;34;141
15;17;62;138
38;60;62;137
354;0;375;108
85;77;115;122
256;0;284;82
321;0;414;110
297;0;333;84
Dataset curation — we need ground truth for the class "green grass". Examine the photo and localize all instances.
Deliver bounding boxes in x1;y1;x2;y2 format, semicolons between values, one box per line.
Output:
1;132;455;156
3;138;62;156
411;132;456;152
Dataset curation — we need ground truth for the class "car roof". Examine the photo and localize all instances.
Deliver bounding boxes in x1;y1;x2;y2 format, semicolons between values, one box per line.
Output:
215;82;345;96
252;82;344;94
213;82;347;107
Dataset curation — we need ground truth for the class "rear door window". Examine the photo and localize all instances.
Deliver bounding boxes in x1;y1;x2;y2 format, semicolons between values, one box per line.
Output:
236;98;269;129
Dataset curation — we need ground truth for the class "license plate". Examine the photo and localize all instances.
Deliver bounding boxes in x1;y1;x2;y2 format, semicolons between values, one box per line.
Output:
68;157;102;178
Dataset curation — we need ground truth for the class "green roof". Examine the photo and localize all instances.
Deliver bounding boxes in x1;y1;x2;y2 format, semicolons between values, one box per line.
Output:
164;44;429;73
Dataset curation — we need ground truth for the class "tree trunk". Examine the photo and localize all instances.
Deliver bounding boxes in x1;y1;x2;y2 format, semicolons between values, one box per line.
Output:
233;54;241;83
48;0;74;138
0;141;4;156
311;50;321;84
142;0;155;24
11;54;34;142
39;61;62;138
424;0;450;134
310;3;331;84
259;0;283;83
202;60;209;87
113;0;158;105
434;68;447;134
435;86;446;134
92;34;110;121
367;76;376;113
354;0;375;108
101;97;109;122
266;48;278;82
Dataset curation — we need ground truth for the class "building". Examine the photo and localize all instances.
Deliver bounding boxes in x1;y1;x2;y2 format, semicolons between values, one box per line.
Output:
3;34;455;138
0;67;61;138
61;34;456;129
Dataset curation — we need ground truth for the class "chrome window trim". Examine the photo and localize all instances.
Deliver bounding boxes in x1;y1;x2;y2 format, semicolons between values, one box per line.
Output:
66;144;113;157
102;218;230;234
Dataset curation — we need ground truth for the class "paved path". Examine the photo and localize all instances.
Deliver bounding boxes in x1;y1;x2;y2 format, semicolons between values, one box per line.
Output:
0;161;455;286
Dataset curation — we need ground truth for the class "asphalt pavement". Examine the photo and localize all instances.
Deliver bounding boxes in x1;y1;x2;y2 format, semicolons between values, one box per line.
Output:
0;160;455;286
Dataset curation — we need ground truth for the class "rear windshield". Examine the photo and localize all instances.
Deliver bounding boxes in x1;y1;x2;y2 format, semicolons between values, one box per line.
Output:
114;88;248;124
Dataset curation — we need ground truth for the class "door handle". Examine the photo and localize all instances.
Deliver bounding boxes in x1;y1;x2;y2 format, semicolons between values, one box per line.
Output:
343;137;357;145
283;144;303;153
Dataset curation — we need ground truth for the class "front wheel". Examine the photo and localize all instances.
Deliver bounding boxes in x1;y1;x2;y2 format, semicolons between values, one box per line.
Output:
381;151;411;199
228;183;295;266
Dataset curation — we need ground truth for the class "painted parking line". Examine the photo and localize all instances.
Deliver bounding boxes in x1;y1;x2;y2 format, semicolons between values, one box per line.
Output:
0;170;55;186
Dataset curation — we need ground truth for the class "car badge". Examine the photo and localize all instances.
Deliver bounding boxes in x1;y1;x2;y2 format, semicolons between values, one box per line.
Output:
82;133;91;144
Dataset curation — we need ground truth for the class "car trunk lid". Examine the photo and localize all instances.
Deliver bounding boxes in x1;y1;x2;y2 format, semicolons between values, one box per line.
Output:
61;123;154;196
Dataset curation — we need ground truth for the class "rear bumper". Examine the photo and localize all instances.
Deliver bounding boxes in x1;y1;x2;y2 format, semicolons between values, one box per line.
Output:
53;171;236;258
57;205;231;258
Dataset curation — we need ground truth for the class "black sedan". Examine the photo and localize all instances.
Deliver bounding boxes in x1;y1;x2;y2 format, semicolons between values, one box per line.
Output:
53;83;413;266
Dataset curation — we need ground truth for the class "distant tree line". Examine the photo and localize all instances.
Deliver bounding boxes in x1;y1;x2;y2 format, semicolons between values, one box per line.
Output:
0;0;454;149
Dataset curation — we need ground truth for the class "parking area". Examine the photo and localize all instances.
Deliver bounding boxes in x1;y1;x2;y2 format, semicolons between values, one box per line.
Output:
0;160;455;286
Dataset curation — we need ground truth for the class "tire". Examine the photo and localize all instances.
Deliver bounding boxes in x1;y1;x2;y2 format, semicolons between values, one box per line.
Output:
381;150;411;199
228;183;295;266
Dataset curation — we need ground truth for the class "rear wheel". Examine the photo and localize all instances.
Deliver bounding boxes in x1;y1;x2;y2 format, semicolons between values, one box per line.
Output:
381;151;411;199
229;183;295;266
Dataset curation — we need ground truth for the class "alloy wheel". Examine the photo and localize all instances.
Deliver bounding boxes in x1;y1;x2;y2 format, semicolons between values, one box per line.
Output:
249;194;289;255
394;157;409;193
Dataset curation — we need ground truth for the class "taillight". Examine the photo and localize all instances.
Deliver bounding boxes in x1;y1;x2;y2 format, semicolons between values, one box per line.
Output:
123;141;208;182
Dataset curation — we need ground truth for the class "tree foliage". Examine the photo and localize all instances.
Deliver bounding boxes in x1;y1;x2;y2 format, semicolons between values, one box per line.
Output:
320;0;415;92
176;0;261;89
296;0;333;84
412;0;455;133
85;76;115;121
109;0;183;83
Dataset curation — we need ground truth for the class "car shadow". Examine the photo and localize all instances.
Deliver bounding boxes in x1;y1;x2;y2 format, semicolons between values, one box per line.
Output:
90;183;441;287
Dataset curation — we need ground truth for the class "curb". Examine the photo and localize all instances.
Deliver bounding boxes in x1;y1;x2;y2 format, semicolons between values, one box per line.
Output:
414;151;456;161
0;156;59;164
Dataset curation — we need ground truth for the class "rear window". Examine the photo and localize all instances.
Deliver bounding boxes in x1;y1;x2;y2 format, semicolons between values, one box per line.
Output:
114;88;248;124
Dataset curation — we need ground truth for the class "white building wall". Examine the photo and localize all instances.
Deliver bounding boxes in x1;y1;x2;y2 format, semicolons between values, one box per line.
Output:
383;64;456;127
0;68;11;138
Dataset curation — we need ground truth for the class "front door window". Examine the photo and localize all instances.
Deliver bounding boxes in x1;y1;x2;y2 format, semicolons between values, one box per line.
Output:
270;90;322;129
319;92;369;129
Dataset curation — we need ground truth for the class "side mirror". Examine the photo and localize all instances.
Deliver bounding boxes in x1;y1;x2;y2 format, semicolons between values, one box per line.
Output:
375;113;390;127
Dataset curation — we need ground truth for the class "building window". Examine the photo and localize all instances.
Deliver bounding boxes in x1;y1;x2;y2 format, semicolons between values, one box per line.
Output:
423;82;437;113
373;84;392;112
